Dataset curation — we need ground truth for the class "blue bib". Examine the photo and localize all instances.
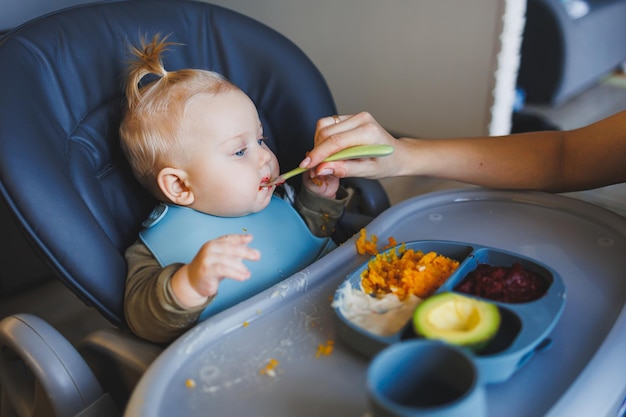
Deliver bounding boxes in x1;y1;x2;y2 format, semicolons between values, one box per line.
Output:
139;196;334;320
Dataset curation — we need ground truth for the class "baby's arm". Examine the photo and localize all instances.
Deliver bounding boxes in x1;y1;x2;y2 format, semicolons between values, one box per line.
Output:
124;240;205;343
295;182;351;238
124;235;260;343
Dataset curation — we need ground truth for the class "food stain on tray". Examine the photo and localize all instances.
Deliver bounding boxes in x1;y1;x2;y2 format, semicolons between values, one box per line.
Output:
260;358;280;377
187;297;334;396
270;271;310;299
315;339;335;358
197;364;244;394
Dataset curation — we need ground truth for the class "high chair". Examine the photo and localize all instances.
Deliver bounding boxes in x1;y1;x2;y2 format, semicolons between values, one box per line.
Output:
0;1;389;415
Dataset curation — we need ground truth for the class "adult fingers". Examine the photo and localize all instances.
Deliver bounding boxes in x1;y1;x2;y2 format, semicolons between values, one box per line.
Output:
306;112;384;169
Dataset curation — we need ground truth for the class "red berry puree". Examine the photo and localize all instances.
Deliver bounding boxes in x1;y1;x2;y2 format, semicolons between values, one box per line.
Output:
455;263;548;303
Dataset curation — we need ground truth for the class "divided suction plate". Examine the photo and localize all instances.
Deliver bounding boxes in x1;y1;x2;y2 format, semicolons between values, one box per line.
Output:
332;240;566;384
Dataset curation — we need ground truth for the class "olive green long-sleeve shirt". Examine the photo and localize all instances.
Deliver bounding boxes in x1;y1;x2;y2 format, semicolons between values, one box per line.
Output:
124;186;351;344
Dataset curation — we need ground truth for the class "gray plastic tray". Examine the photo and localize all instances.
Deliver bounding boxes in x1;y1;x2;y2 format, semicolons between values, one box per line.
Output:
125;189;626;417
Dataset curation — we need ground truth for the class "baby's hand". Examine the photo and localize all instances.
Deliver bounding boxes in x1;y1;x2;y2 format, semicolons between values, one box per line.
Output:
170;234;260;308
303;172;340;199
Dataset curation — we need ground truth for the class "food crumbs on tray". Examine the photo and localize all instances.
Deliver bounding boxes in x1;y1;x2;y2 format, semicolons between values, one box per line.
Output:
361;242;459;300
356;228;378;255
315;339;335;358
185;378;196;389
242;321;249;327
260;358;279;377
383;236;397;250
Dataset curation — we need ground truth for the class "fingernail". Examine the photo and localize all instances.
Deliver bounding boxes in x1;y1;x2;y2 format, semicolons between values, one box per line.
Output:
317;168;333;176
300;156;311;168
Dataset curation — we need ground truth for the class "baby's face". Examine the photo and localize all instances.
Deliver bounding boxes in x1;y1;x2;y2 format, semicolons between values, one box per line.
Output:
181;89;279;216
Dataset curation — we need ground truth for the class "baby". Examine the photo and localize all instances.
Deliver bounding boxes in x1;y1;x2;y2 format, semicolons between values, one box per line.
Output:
120;35;351;343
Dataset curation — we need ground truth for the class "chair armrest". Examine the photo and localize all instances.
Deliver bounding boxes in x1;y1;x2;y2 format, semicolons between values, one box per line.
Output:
0;313;118;417
342;177;390;217
78;329;163;409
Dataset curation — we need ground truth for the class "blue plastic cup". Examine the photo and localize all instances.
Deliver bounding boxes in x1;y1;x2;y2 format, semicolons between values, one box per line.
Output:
367;340;485;417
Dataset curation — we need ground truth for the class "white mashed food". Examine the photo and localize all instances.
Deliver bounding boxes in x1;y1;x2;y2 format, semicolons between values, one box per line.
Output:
332;281;421;337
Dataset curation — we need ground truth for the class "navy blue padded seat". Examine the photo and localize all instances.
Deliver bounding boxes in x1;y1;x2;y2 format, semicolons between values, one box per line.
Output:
0;1;389;413
0;0;387;329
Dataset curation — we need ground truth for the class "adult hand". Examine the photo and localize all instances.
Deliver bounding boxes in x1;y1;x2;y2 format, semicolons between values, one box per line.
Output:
301;112;400;179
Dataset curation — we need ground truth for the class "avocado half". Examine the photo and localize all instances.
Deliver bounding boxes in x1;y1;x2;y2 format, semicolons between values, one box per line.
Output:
412;292;501;352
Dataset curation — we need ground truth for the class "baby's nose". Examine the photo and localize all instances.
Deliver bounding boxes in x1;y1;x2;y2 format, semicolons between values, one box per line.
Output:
259;146;273;165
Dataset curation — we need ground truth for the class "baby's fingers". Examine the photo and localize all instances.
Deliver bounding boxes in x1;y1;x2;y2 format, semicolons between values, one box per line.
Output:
189;257;250;294
207;234;261;260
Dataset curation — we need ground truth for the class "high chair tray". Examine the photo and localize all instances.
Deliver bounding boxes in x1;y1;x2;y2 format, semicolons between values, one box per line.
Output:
125;189;626;417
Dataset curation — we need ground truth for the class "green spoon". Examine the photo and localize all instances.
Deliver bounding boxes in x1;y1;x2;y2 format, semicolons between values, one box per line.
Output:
263;144;394;187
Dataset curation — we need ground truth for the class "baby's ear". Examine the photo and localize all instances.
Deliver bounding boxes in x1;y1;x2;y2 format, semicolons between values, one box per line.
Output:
157;167;195;206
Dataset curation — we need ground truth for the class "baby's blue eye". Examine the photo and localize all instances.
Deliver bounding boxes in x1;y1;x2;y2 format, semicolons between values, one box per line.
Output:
257;137;268;146
235;148;246;157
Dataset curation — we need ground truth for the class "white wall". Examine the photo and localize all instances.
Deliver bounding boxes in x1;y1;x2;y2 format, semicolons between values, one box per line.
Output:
1;0;524;138
205;0;523;138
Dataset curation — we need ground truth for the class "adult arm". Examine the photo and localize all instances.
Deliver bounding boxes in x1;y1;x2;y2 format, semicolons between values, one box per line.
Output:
303;111;626;193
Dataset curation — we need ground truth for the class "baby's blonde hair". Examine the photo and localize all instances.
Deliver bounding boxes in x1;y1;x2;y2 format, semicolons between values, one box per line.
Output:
119;34;236;197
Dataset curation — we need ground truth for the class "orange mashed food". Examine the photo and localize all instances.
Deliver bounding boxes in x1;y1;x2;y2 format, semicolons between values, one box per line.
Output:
356;229;459;300
356;228;397;255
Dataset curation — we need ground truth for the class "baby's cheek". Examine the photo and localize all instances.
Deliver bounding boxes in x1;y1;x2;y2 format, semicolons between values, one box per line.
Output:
271;160;280;177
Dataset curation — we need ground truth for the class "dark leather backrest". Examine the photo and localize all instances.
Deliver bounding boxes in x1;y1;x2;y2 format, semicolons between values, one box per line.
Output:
0;0;336;327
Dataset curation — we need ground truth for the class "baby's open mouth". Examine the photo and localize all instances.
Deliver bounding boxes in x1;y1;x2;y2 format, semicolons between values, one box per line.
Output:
259;176;271;190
